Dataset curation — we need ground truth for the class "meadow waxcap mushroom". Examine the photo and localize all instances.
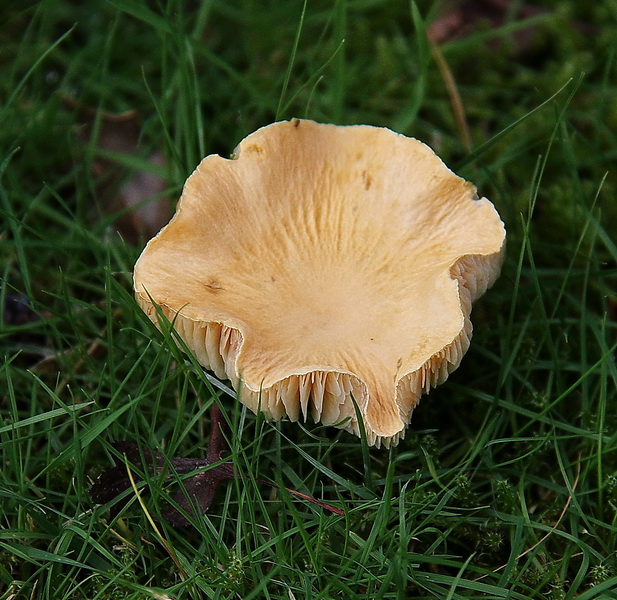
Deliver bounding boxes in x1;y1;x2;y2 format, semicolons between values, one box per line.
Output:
134;119;506;447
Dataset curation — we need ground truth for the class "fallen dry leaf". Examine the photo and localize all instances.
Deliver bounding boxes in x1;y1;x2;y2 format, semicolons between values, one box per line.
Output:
91;403;344;526
428;0;547;50
64;96;172;243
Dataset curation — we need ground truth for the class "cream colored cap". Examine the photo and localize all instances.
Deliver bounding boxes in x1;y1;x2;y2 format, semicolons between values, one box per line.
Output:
134;119;506;447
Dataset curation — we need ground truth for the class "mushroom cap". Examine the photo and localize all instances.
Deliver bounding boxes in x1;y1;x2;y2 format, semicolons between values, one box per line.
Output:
134;119;505;447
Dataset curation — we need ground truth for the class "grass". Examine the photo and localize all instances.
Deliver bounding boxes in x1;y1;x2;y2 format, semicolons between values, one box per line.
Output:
1;0;617;598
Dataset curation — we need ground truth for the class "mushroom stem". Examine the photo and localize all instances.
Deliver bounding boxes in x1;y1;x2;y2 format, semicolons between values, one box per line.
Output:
206;401;229;463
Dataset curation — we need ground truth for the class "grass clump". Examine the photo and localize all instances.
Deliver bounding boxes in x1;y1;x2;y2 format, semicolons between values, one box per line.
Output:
1;0;616;598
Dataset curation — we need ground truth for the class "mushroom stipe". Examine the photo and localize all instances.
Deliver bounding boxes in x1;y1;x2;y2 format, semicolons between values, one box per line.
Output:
134;119;506;447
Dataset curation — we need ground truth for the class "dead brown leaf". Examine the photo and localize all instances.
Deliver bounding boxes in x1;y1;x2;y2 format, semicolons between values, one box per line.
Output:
91;403;344;526
64;96;172;243
428;0;547;50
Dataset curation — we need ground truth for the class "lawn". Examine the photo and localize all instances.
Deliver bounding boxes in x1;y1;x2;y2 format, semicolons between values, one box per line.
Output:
1;1;617;598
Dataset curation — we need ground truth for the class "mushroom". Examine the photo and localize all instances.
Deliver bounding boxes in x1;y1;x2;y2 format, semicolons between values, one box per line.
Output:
134;119;505;447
